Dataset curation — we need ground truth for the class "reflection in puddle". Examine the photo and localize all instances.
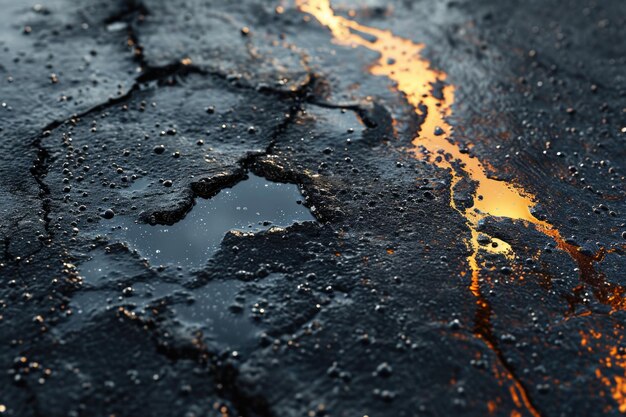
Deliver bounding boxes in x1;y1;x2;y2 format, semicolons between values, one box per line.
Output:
106;174;315;268
174;280;258;349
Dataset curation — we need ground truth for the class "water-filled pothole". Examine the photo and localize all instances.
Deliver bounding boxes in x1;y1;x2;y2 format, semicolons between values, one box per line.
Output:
106;174;315;268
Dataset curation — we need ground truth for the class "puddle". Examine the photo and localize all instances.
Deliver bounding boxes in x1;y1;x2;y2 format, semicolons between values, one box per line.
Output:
106;174;315;268
173;280;258;350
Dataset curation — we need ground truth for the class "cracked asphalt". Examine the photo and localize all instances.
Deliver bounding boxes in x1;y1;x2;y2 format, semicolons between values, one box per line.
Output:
0;0;625;416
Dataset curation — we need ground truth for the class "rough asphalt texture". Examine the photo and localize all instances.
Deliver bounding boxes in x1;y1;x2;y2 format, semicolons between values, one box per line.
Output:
0;0;625;416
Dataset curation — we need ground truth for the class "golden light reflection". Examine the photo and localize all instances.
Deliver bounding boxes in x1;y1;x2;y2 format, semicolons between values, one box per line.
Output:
296;1;542;415
296;0;625;413
296;0;544;281
295;0;626;310
581;328;626;413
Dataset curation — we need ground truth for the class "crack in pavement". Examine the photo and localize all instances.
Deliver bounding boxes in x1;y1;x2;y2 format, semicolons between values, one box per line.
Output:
21;4;324;415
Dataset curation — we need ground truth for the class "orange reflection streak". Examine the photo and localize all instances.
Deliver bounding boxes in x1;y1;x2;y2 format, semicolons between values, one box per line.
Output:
296;1;542;415
296;0;536;268
296;0;626;413
580;328;626;413
475;298;541;417
295;0;626;311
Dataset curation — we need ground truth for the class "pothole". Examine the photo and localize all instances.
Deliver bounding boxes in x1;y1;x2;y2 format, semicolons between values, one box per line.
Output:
103;173;316;268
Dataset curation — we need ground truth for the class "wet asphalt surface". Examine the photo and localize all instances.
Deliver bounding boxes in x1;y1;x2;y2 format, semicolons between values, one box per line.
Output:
0;0;625;416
